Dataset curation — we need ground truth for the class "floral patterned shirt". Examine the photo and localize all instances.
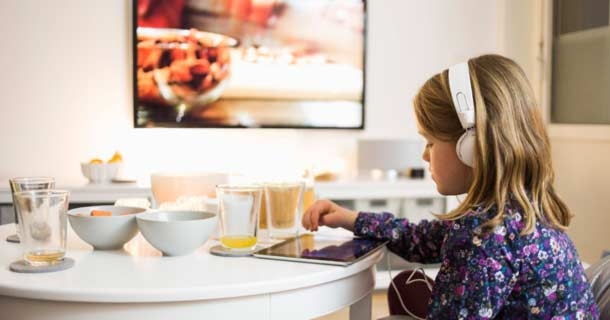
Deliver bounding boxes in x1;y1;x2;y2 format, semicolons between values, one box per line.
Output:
354;200;599;319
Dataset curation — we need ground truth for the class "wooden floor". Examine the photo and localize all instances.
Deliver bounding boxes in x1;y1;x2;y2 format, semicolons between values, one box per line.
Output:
315;290;389;320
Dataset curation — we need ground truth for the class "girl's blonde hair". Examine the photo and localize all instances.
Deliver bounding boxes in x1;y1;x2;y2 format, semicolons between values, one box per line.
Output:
414;54;572;234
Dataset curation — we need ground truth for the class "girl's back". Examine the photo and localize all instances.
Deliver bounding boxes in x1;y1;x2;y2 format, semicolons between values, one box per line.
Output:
430;197;598;318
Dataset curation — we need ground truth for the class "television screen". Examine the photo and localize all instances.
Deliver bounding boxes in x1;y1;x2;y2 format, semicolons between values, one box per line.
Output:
133;0;365;128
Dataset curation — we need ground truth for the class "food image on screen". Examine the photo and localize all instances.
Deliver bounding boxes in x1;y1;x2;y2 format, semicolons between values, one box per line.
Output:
137;27;238;122
134;0;365;129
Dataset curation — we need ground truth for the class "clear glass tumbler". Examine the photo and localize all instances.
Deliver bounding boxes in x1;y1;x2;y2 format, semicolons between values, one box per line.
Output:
216;184;263;252
9;177;55;242
13;189;69;266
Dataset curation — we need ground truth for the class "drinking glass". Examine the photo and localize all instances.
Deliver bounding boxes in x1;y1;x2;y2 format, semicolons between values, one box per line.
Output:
13;190;70;266
216;184;263;251
8;177;55;243
264;180;305;239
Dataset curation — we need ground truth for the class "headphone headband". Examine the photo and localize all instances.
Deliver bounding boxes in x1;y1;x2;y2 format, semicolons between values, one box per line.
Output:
448;62;475;129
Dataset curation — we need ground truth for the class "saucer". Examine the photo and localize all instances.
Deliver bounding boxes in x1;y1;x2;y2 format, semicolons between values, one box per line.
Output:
9;257;75;273
209;245;261;257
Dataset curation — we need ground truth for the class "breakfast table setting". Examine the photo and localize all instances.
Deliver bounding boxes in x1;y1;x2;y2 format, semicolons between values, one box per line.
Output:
0;172;384;320
0;220;382;320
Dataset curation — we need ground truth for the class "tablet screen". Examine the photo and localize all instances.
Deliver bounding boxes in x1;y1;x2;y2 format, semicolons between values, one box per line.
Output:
253;234;387;266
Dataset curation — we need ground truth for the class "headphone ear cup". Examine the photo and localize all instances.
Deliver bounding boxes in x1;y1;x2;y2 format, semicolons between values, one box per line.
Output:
456;130;476;167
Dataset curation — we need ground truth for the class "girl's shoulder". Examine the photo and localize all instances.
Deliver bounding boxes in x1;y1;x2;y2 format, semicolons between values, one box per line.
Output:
461;198;525;225
458;198;568;247
442;205;523;256
455;200;529;242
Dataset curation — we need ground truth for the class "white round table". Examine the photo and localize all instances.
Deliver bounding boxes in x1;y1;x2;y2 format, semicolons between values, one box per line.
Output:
0;224;382;320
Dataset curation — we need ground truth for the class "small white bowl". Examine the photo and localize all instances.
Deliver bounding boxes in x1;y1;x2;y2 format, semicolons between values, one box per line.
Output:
136;211;218;256
81;162;122;184
68;205;146;250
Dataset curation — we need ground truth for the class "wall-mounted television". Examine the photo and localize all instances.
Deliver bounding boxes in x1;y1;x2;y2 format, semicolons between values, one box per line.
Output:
133;0;365;129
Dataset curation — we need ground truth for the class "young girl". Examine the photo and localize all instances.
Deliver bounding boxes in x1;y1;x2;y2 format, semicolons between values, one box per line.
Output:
302;54;599;319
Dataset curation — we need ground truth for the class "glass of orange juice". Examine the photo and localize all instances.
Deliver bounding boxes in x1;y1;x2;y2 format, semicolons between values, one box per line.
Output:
216;184;263;251
258;194;268;229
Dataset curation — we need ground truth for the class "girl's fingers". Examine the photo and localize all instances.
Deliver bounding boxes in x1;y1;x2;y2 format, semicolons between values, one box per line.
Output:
302;204;318;231
308;200;327;231
303;208;313;230
301;200;336;231
310;205;320;231
301;208;309;229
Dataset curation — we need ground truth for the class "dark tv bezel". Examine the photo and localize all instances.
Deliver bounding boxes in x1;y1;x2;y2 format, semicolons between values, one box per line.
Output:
132;0;366;130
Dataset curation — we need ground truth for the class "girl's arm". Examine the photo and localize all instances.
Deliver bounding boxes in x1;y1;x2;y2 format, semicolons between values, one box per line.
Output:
354;212;449;264
302;200;448;264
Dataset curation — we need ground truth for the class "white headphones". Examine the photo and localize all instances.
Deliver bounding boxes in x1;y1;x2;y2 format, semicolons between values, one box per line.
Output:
448;62;476;167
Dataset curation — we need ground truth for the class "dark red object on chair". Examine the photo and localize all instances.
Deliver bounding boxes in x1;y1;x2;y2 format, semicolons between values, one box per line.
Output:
387;269;435;319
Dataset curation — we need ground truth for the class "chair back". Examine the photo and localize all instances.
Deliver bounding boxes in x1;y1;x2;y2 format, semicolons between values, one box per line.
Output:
586;255;610;319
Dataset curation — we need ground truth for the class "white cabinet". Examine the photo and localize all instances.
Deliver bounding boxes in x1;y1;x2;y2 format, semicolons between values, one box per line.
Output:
316;178;447;224
354;198;403;215
315;178;449;223
401;197;444;222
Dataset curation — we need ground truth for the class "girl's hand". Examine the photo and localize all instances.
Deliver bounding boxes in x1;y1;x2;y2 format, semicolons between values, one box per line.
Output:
302;200;358;232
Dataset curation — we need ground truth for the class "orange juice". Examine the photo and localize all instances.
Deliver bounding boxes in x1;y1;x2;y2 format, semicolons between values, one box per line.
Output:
259;194;267;229
302;186;315;213
25;250;65;265
221;235;257;249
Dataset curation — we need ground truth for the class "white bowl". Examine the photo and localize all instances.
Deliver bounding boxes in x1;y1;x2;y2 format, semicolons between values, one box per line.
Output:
81;162;122;184
136;211;218;256
68;205;146;250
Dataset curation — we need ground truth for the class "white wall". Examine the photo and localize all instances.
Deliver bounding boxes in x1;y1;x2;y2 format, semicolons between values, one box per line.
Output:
0;0;502;185
501;0;543;101
550;130;610;263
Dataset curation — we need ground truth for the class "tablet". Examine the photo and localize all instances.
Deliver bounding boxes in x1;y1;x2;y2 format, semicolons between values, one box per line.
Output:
253;234;387;266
